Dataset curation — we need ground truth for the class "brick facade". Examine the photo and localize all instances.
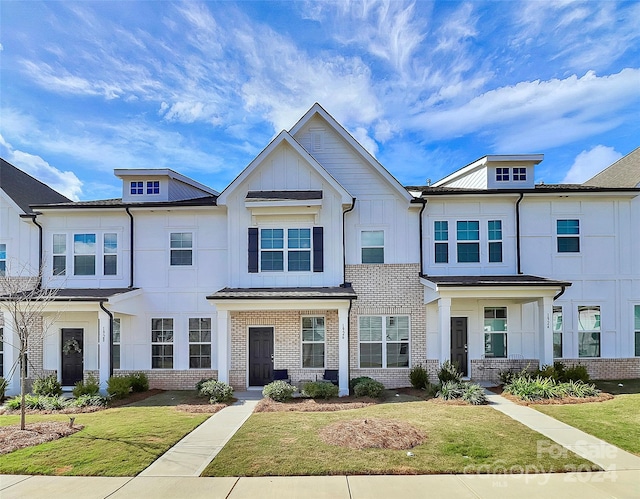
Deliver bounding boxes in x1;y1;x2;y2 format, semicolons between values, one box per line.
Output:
560;358;640;380
115;369;218;390
346;263;426;389
471;359;540;382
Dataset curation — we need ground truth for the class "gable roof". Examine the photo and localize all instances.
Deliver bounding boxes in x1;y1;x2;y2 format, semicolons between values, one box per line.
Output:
216;130;353;205
583;147;640;188
0;158;71;214
432;154;544;187
289;103;414;203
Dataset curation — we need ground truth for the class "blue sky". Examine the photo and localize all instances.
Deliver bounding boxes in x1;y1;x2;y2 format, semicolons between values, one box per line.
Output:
1;0;639;201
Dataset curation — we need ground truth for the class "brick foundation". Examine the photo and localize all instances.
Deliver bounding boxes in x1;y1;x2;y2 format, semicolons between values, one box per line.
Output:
471;359;540;382
559;358;640;380
114;369;218;390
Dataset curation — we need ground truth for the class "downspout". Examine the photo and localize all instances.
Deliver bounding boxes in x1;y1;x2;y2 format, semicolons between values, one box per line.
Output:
515;193;524;274
99;301;114;378
29;214;44;289
418;199;427;276
347;297;353;394
554;286;566;301
342;198;356;287
125;207;134;288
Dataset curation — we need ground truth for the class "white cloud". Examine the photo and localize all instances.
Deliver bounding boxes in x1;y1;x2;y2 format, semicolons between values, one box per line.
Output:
562;145;623;184
0;134;83;201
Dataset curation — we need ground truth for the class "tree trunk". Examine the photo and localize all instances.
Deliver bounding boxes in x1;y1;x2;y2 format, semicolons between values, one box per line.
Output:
20;351;26;430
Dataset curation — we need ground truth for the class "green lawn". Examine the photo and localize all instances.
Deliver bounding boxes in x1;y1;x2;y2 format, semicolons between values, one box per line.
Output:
594;378;640;395
202;401;596;476
0;404;210;476
535;393;640;456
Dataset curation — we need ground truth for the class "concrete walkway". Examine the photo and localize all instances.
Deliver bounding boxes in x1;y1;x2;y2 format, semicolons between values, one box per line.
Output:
484;391;640;472
139;391;261;477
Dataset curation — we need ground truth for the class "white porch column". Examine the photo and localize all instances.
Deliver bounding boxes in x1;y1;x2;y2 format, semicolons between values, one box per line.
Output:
538;296;554;366
97;309;111;393
337;304;349;397
1;317;20;396
438;297;452;365
217;310;230;384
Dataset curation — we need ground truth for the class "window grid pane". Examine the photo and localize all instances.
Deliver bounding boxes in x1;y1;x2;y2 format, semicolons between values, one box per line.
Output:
147;180;160;194
359;315;409;368
302;317;325;368
287;229;311;249
513;168;527;181
361;231;384;264
434;221;448;241
261;251;284;271
488;220;502;240
260;229;284;249
496;168;509;181
488;242;502;263
435;242;448;263
457;242;479;262
457;221;479;241
288;251;311;271
130;181;143;195
151;318;173;369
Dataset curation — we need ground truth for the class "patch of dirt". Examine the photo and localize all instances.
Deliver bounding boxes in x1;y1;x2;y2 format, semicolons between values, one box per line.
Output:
319;418;426;450
255;397;377;413
176;403;226;414
0;422;83;455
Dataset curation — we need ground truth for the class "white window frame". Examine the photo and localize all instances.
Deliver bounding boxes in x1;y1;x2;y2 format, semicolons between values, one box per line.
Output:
557;219;580;253
361;230;385;264
358;315;410;368
113;318;121;370
487;220;502;263
103;233;118;276
484;307;507;358
301;316;325;369
170;232;193;266
553;306;563;358
189;318;212;369
456;220;480;263
513;167;527;181
151;318;174;369
52;234;67;276
578;305;600;358
73;233;97;276
130;181;144;195
0;243;6;276
259;227;312;272
146;180;160;195
634;305;640;357
496;167;509;182
434;221;448;264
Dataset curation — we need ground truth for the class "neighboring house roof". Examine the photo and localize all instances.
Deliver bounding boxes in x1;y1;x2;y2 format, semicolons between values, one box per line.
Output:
207;286;357;300
423;275;571;287
30;196;217;210
0;157;71;214
583;147;640;188
406;184;640;196
289;103;414;203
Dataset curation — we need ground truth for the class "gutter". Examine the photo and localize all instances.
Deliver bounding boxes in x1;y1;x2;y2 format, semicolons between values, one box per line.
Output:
125;207;134;288
99;301;114;378
554;285;567;301
418;199;427;276
28;214;44;289
342;198;356;287
515;193;524;274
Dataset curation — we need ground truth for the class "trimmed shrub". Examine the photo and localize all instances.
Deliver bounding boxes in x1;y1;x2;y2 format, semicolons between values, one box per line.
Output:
436;381;464;400
73;374;100;397
72;394;108;407
40;395;69;410
353;379;385;398
436;381;488;405
437;360;462;384
6;397;22;410
302;381;339;399
461;383;488;405
563;364;590;383
127;372;149;393
196;377;216;392
198;380;233;403
107;376;132;399
6;394;70;410
409;364;429;390
32;374;63;397
504;375;599;401
349;376;374;392
263;380;296;402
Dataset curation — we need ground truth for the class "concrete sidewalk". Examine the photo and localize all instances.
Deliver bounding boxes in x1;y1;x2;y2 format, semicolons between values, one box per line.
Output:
139;391;261;477
484;391;640;472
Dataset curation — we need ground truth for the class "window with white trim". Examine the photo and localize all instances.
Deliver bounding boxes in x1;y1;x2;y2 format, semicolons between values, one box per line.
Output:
513;168;527;181
302;317;325;368
484;307;507;358
557;219;580;253
359;315;409;368
104;233;117;275
553;306;563;358
578;306;600;357
634;305;640;357
151;318;173;368
496;168;509;181
130;181;143;195
488;220;502;263
0;244;6;276
53;234;66;275
170;233;193;266
189;318;211;368
434;221;448;263
113;318;121;369
74;234;96;275
147;180;160;194
457;221;479;263
361;230;384;264
259;228;312;272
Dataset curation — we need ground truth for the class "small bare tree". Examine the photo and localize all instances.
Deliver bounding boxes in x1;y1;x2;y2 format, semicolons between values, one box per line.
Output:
0;260;62;429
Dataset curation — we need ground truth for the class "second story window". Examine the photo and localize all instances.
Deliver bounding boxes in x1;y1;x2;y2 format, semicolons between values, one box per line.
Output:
488;220;502;263
53;234;66;275
557;219;580;253
147;181;160;194
260;229;284;271
0;244;6;276
513;168;527;181
361;230;384;264
74;234;96;276
104;233;117;275
434;221;448;263
130;181;144;195
457;221;479;263
248;227;323;273
496;168;509;182
170;233;193;266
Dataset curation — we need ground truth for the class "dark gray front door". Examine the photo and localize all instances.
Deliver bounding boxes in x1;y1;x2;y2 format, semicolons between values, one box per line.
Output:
61;328;84;385
249;327;273;386
450;317;468;376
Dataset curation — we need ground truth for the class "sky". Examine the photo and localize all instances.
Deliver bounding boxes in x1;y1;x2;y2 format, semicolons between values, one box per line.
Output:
1;0;639;201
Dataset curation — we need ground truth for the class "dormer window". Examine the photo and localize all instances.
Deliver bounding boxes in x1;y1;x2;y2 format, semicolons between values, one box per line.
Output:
496;168;509;182
130;181;144;195
513;168;527;181
147;181;160;194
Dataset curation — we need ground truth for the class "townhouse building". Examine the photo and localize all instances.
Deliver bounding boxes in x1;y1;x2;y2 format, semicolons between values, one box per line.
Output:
1;105;638;397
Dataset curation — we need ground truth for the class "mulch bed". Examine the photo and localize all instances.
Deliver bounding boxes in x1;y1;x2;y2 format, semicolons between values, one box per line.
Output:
255;397;377;413
319;418;426;450
488;385;615;405
0;422;83;455
176;403;226;414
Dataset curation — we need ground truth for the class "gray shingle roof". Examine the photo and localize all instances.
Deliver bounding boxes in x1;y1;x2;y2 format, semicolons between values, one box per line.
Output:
584;147;640;188
207;286;357;300
423;275;571;287
30;196;217;210
406;184;639;196
0;158;71;214
246;190;323;201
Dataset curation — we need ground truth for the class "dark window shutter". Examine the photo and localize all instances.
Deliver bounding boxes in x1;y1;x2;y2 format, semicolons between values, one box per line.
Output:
313;227;323;272
248;228;258;273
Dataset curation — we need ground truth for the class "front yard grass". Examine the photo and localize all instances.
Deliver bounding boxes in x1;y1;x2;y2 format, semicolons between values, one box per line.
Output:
202;401;596;476
535;393;640;456
0;404;209;476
